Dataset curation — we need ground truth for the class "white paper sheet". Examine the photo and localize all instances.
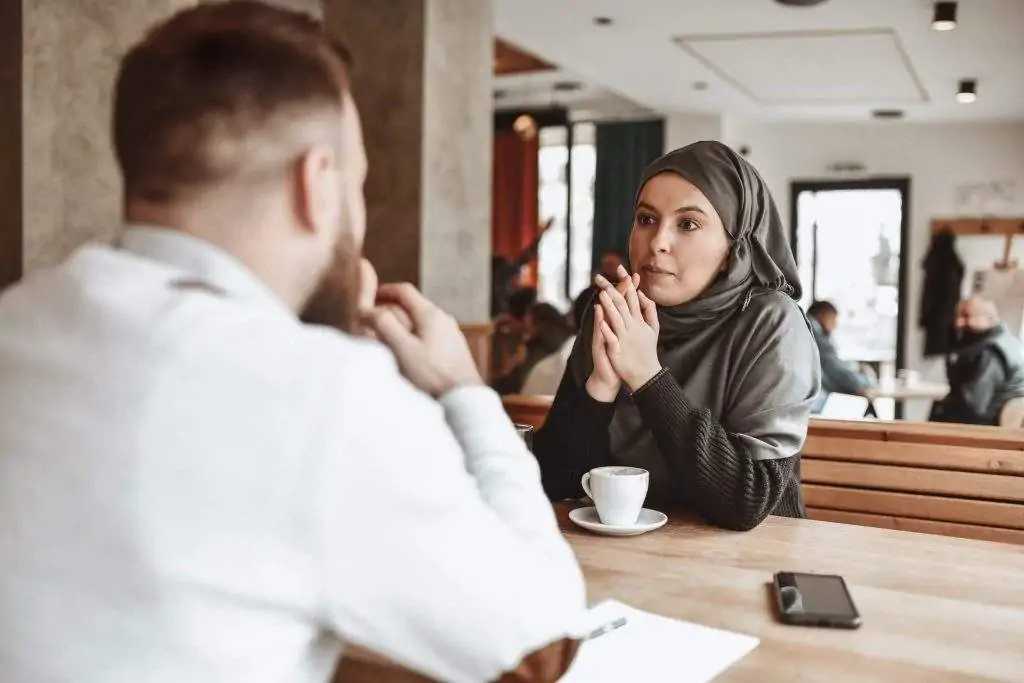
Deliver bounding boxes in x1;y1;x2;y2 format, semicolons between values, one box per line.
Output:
562;600;759;682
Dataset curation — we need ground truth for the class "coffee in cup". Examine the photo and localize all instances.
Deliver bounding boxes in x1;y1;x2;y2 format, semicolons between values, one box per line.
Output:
581;466;649;526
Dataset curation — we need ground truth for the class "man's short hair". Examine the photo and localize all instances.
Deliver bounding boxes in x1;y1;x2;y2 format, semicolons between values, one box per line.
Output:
112;0;350;203
807;300;838;319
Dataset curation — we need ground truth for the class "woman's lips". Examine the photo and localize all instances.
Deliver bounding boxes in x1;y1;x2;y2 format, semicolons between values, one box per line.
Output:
641;265;674;277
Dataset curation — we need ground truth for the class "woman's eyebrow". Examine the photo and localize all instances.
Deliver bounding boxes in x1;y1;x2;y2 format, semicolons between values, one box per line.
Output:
636;201;707;216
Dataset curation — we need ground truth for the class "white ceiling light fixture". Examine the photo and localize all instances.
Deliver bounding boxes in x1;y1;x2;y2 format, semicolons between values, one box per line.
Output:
956;78;977;104
932;2;958;31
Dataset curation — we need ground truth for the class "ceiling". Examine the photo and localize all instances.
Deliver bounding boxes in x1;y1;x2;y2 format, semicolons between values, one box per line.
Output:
494;0;1024;122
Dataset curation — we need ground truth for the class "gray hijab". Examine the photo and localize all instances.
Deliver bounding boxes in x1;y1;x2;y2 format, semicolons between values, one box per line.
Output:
569;141;810;498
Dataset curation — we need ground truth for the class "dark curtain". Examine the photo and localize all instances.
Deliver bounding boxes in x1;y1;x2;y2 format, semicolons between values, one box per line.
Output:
592;119;665;270
492;130;540;287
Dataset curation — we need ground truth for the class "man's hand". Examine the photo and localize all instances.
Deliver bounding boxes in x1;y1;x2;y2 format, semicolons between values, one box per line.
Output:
366;283;483;397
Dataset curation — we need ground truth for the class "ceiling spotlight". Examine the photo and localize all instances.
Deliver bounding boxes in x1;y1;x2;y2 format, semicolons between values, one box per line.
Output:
774;0;829;6
956;78;977;104
593;16;613;26
871;109;905;121
932;2;957;31
553;81;582;92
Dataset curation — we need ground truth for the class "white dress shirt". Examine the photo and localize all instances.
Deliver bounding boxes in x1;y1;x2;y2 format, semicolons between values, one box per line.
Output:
0;227;585;683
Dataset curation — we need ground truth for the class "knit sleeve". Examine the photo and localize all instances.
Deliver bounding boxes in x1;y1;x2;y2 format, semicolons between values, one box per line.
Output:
532;369;616;501
631;371;799;531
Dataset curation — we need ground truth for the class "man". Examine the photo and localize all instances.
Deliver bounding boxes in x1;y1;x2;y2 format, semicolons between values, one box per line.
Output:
575;251;624;330
931;297;1024;425
806;300;877;414
0;3;584;682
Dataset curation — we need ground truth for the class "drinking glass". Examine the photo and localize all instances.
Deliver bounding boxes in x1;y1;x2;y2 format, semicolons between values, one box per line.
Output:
514;423;534;452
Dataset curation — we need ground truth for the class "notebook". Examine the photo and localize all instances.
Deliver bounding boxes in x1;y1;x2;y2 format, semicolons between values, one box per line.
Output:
562;600;759;682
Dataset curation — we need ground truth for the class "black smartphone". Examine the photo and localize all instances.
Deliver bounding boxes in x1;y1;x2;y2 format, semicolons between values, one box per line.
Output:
772;571;861;629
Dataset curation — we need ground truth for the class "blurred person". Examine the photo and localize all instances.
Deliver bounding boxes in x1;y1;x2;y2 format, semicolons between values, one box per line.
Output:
534;142;820;532
806;300;878;414
0;3;584;682
930;297;1024;425
521;290;592;396
494;303;572;396
490;218;553;318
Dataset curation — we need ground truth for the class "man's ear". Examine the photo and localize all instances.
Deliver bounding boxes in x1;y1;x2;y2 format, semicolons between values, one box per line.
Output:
295;144;341;235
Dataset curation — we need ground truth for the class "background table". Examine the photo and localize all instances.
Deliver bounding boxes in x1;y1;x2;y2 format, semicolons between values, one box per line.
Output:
335;503;1024;682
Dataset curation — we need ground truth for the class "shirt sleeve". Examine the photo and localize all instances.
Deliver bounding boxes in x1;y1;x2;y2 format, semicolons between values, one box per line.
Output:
313;346;586;683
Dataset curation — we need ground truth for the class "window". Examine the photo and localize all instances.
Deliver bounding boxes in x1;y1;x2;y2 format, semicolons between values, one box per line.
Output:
537;123;597;311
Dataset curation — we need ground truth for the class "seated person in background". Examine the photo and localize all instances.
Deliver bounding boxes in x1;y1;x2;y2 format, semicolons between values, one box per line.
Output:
0;4;584;682
490;218;553;318
806;300;878;413
575;250;625;329
492;287;538;377
931;297;1024;425
521;292;592;396
534;141;821;532
494;302;573;395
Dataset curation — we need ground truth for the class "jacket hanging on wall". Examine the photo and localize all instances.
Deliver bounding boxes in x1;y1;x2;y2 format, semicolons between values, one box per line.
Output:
919;230;964;357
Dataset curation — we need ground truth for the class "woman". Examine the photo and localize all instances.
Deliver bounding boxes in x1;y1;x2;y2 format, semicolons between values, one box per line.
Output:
533;141;820;531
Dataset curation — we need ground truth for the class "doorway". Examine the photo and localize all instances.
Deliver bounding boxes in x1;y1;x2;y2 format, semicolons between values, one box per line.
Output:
790;178;911;420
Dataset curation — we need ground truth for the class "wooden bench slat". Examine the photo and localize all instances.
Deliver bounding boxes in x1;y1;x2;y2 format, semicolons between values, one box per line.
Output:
802;460;1024;503
803;437;1024;476
807;507;1024;545
803;484;1024;530
808;418;1024;450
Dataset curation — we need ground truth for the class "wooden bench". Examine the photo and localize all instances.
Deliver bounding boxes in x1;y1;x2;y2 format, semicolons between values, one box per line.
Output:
802;419;1024;545
501;396;1024;545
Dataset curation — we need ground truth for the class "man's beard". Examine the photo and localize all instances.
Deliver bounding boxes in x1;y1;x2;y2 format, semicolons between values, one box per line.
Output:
300;231;361;334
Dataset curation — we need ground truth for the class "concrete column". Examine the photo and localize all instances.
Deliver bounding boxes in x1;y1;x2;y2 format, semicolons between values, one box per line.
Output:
325;0;493;323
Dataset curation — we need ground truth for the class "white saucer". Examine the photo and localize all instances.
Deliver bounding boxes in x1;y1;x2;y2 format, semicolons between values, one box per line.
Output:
568;506;668;537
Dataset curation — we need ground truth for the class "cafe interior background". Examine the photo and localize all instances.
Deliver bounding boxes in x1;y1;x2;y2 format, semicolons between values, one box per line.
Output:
489;0;1024;426
0;0;1021;548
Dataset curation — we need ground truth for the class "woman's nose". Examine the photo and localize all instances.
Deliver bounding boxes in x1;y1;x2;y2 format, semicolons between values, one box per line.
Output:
649;222;674;253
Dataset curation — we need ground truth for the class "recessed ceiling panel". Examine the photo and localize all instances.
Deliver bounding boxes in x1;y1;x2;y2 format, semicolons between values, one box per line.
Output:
674;30;928;105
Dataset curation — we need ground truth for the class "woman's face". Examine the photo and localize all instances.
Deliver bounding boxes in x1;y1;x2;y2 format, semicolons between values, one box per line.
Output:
628;172;731;307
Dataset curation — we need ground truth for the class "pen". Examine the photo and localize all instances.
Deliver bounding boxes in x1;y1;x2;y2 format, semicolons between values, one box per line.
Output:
582;617;628;641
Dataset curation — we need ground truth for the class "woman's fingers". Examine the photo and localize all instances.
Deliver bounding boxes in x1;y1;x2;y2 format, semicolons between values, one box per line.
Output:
638;289;659;331
594;274;632;326
592;305;604;347
616;265;642;318
599;319;620;352
598;289;628;336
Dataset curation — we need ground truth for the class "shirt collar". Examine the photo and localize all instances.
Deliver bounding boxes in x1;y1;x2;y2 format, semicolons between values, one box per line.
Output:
117;225;296;318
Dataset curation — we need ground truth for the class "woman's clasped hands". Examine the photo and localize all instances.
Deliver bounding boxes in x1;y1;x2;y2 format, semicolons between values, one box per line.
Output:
585;264;663;402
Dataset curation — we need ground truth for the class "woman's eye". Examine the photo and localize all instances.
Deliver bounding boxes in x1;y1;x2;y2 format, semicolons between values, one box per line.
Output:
636;214;657;227
678;219;701;232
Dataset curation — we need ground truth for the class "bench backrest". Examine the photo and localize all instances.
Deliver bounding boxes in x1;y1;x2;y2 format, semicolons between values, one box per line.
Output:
802;419;1024;544
501;396;1024;544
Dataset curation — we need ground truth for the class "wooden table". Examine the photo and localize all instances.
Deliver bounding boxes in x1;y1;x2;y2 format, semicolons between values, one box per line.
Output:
335;503;1024;682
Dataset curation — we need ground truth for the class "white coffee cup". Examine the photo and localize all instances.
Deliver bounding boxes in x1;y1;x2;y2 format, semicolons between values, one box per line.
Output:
581;466;649;526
